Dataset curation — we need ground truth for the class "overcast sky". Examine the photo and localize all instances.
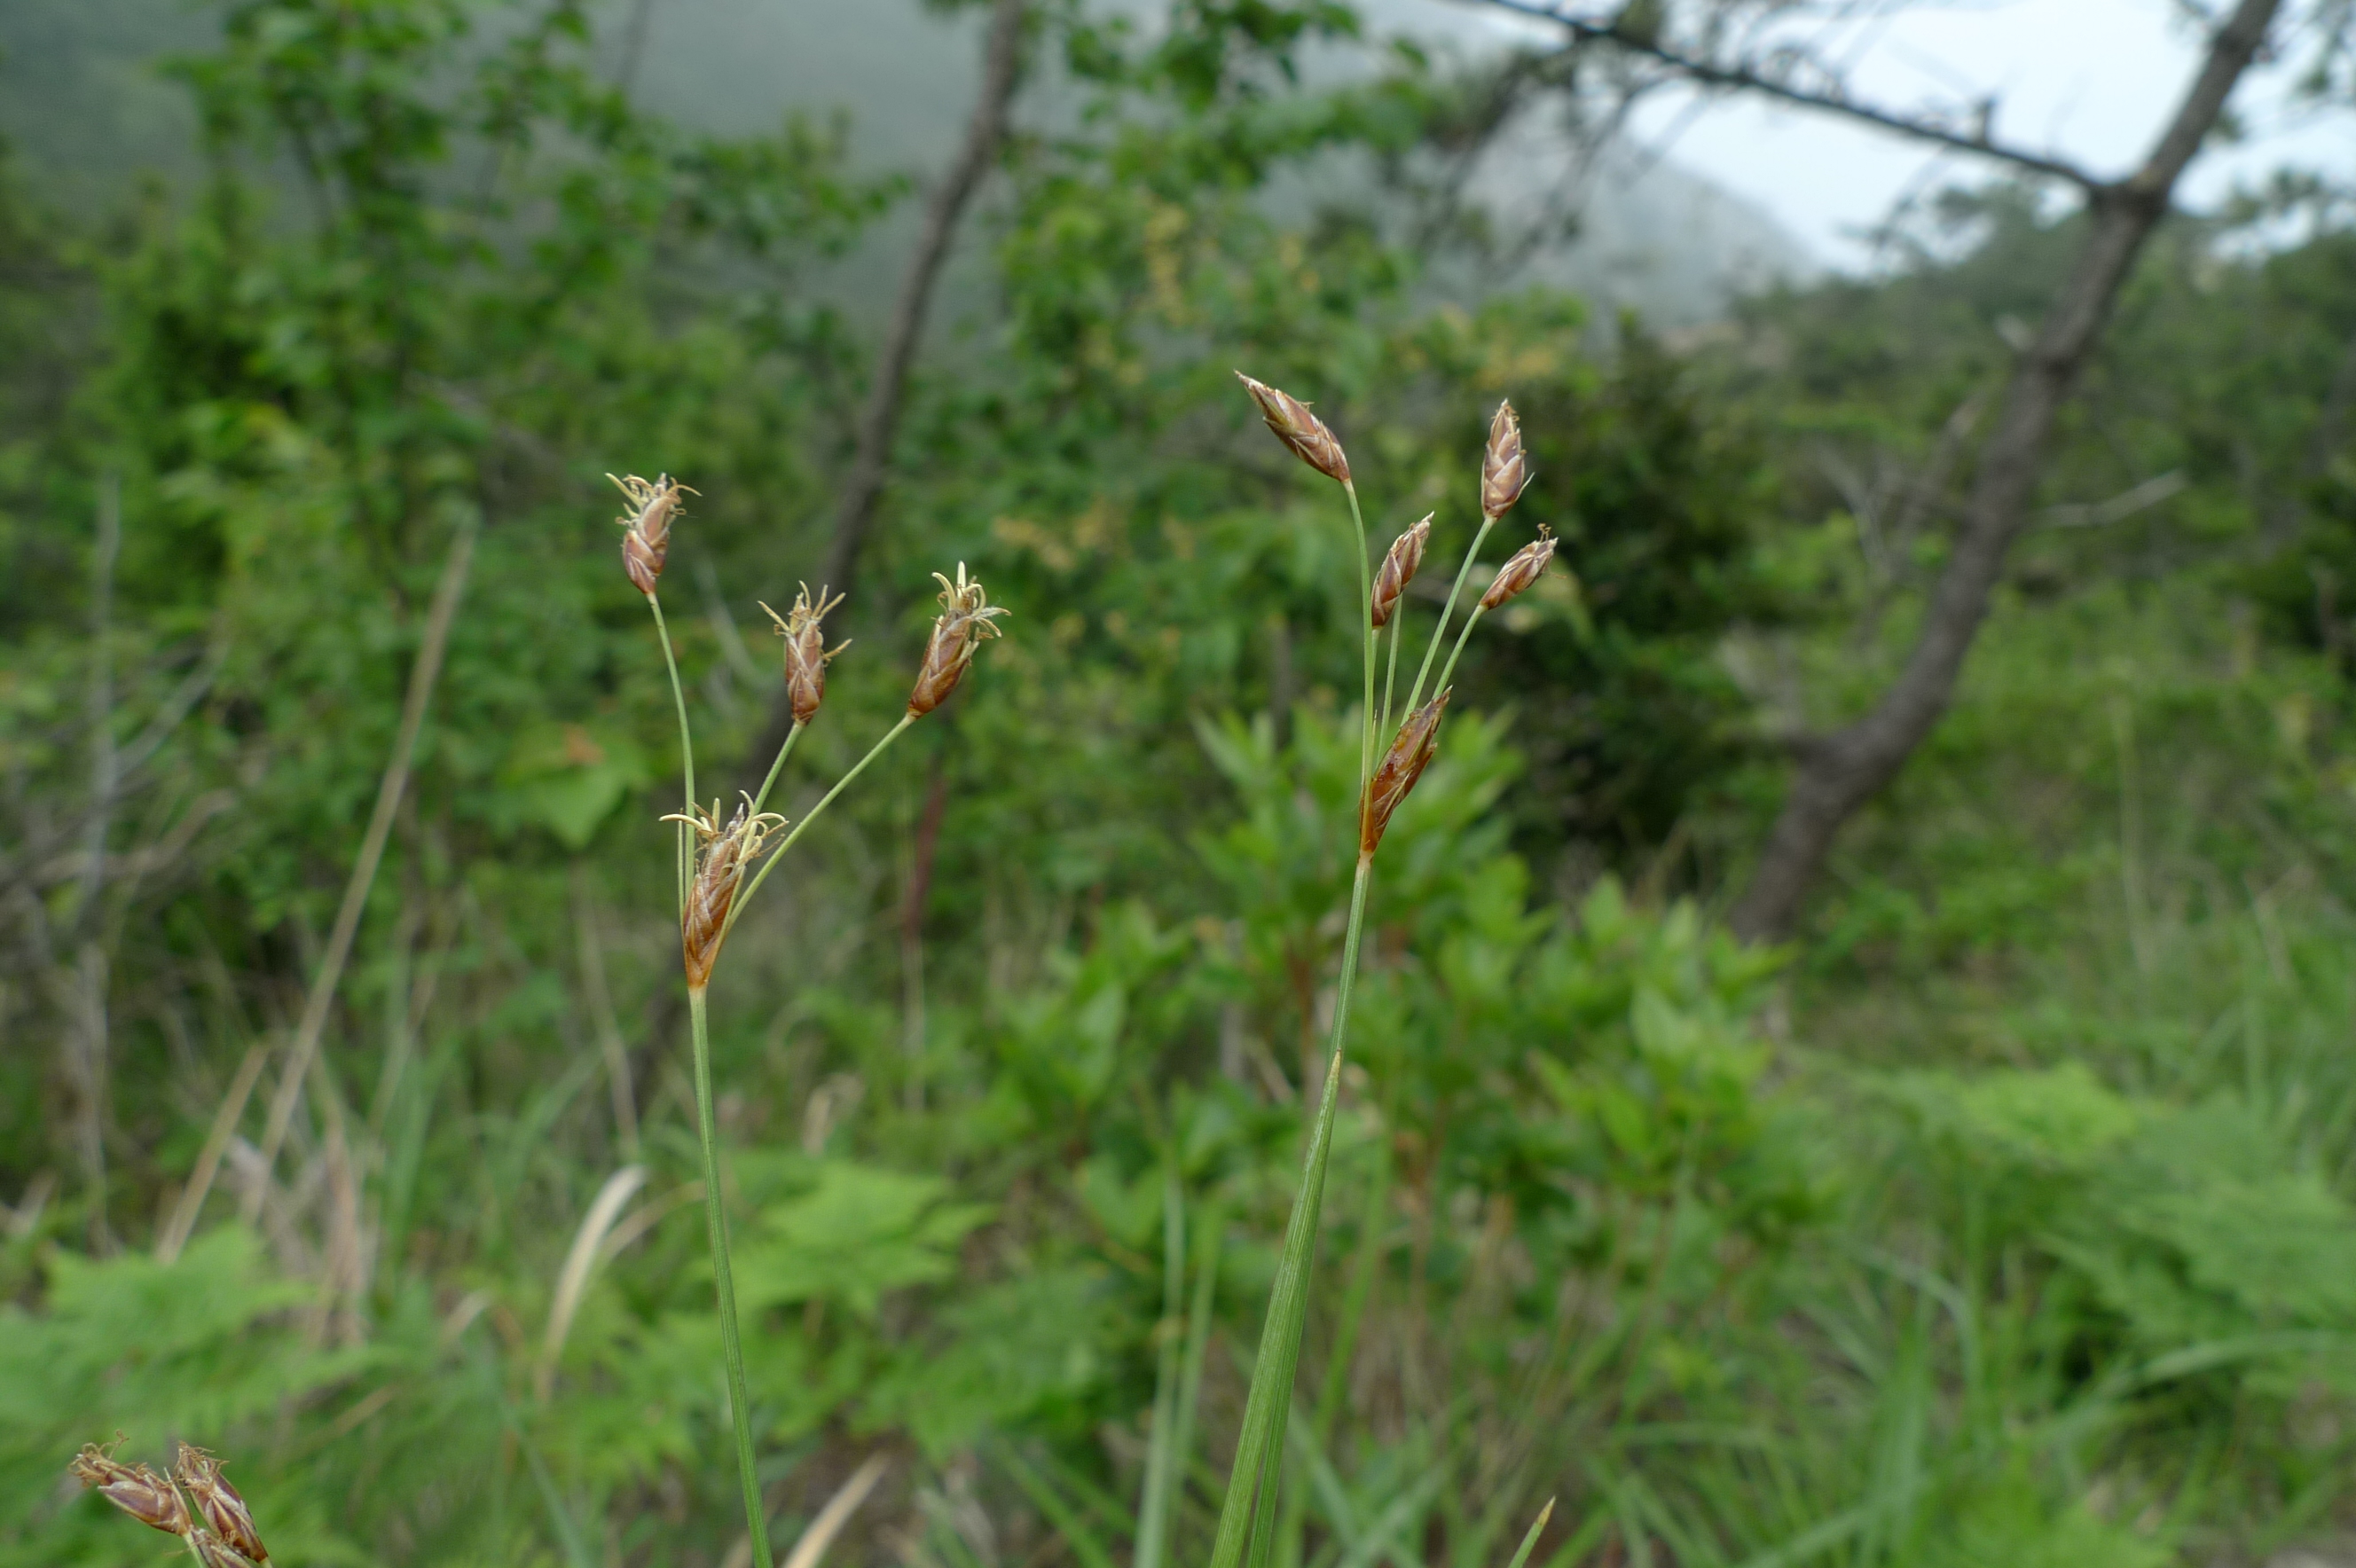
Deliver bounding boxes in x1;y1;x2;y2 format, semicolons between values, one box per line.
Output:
1446;0;2351;270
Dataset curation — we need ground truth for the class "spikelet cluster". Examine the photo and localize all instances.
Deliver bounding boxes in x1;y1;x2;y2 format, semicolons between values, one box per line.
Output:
761;584;848;726
908;564;1009;718
665;796;789;987
1352;400;1553;852
1480;526;1556;610
1363;690;1450;854
1237;372;1352;485
1480;401;1531;520
71;1440;270;1567
611;474;692;597
1370;514;1432;629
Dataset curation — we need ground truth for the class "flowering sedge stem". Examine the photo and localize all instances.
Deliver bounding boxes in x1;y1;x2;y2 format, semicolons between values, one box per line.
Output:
648;596;695;912
687;984;772;1568
1209;478;1382;1568
719;714;915;951
747;718;805;820
1405;514;1495;719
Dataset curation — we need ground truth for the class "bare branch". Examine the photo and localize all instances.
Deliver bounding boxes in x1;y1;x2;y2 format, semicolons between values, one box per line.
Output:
736;0;1027;800
1469;0;2109;190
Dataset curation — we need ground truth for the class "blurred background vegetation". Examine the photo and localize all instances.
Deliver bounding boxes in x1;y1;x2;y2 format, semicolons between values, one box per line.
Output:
4;1;2356;1564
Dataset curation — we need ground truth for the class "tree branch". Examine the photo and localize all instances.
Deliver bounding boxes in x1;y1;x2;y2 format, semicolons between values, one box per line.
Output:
735;0;1025;799
1727;0;2284;943
1471;0;2108;190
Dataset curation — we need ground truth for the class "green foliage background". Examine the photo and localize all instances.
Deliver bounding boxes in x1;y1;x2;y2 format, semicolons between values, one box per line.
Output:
4;2;2356;1565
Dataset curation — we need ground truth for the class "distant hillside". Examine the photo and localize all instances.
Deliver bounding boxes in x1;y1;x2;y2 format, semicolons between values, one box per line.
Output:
0;0;1815;324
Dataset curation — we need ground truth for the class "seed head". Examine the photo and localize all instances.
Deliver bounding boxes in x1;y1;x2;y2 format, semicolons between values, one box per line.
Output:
761;584;848;727
663;796;788;988
1236;372;1351;486
176;1446;268;1564
192;1531;261;1568
1480;401;1531;521
1363;689;1449;856
1370;514;1432;630
69;1441;191;1537
907;564;1009;718
609;473;692;598
1480;526;1556;611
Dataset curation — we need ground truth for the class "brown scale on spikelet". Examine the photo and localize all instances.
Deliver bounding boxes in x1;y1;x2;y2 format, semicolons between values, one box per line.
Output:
1480;526;1556;611
760;584;848;726
664;796;788;988
1370;514;1432;629
610;473;693;597
1480;401;1531;521
191;1531;260;1568
1362;689;1450;855
907;564;1008;718
176;1446;269;1564
1236;372;1351;485
69;1440;191;1537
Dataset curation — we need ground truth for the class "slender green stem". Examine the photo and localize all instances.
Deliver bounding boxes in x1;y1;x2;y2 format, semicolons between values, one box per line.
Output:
1205;853;1375;1568
1404;514;1494;719
1433;602;1488;697
720;714;915;950
747;718;805;820
1314;1125;1394;1447
688;984;773;1568
1342;484;1377;825
648;596;695;912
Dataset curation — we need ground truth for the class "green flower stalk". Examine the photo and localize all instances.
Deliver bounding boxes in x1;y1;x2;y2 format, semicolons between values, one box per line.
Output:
622;492;1005;1568
1207;388;1547;1568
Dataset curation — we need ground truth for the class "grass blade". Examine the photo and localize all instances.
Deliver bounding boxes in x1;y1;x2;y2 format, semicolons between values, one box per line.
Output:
1501;1500;1555;1568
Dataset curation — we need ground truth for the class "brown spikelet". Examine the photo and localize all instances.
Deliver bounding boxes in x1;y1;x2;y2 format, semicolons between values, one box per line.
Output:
1236;372;1351;485
609;473;692;597
1362;689;1450;855
664;796;788;988
69;1442;192;1537
1480;401;1531;520
907;563;1009;718
1480;526;1556;611
1370;514;1432;629
760;584;847;726
191;1531;260;1568
176;1446;268;1564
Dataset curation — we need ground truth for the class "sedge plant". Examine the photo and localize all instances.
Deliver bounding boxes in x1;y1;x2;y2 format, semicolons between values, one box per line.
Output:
1214;380;1551;1568
615;474;1005;1566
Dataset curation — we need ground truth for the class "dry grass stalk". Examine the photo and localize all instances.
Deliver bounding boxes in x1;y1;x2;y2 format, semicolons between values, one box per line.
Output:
611;473;691;597
1480;400;1531;520
538;1163;650;1400
1362;689;1450;854
1236;372;1351;485
907;564;1009;718
1480;527;1556;610
760;584;848;726
1370;514;1431;630
664;796;788;989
